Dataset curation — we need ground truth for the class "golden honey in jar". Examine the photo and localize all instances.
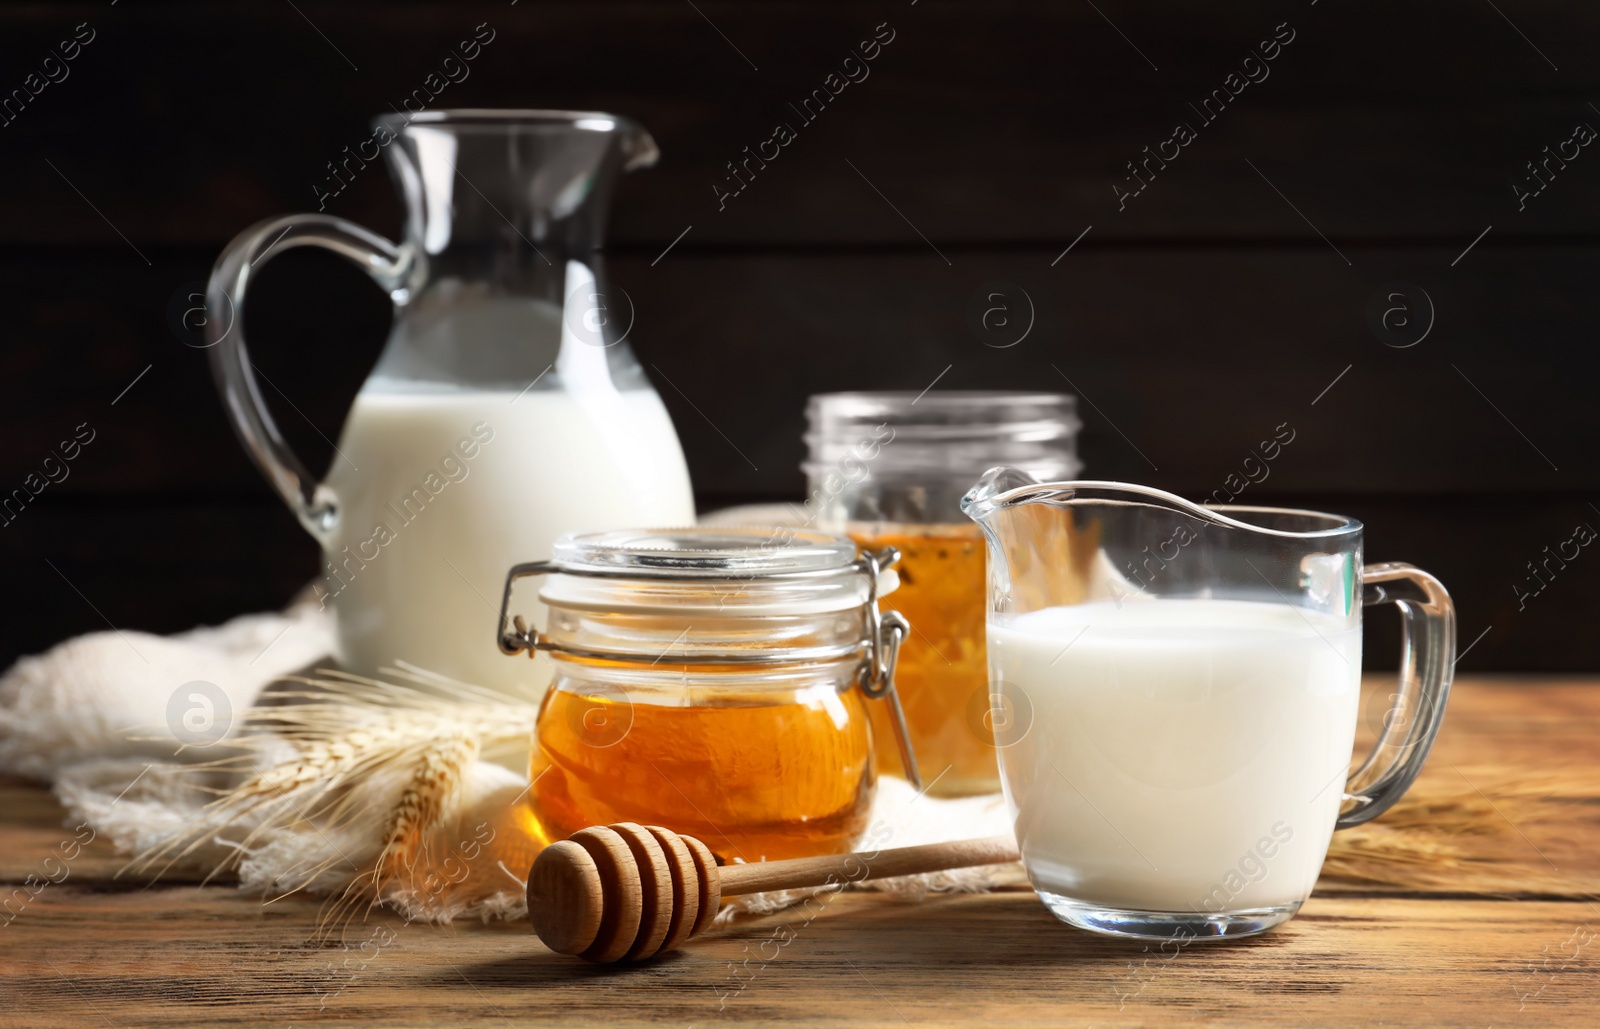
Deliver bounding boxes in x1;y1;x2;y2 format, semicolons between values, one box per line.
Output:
500;527;912;863
804;391;1081;796
846;522;989;792
529;669;873;862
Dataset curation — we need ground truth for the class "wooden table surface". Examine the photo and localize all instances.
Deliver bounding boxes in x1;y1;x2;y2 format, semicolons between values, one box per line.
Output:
3;676;1598;1028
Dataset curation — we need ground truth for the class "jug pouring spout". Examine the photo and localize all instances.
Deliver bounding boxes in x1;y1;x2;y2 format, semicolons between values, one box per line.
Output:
960;469;1199;612
960;468;1365;614
962;468;1361;539
958;464;1049;526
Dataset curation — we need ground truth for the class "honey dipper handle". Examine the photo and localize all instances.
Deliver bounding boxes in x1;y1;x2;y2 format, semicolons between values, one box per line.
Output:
715;835;1020;896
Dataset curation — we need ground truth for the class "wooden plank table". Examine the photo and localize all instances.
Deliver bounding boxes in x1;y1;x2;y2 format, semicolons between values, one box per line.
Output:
3;676;1598;1027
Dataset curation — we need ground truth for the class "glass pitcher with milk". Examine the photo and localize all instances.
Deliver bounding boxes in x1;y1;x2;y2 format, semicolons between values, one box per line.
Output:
205;111;695;699
963;471;1454;940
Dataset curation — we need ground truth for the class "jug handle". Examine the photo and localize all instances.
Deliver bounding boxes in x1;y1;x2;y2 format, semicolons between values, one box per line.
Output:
1338;562;1456;828
205;215;413;540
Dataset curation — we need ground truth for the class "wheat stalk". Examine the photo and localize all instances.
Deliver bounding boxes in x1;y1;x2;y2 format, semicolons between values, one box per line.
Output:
123;664;539;936
310;732;484;937
1321;769;1599;896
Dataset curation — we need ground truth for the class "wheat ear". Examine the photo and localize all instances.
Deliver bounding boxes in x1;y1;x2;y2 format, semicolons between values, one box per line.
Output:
123;667;539;914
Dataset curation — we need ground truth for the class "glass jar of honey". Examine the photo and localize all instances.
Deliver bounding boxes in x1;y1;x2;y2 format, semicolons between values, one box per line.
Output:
803;392;1081;796
496;527;917;864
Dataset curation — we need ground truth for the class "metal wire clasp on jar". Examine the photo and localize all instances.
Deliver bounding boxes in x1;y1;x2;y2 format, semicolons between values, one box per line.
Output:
496;527;920;863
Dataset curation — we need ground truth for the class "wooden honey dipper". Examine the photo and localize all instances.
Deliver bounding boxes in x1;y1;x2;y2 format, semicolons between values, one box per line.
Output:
527;822;1020;963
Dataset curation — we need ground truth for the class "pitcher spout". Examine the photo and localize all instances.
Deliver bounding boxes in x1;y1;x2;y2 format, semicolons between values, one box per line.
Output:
377;109;655;271
962;470;1361;541
959;465;1046;527
961;469;1363;615
361;109;663;386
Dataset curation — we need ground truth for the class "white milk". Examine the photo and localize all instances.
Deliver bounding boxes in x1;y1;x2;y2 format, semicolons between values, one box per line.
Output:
319;385;695;699
987;598;1359;913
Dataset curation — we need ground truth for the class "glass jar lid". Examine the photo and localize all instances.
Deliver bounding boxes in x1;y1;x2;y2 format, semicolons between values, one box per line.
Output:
550;526;857;578
528;526;898;617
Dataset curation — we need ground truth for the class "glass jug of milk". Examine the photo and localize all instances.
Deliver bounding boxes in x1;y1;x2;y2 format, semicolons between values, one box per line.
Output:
962;470;1455;940
205;111;695;699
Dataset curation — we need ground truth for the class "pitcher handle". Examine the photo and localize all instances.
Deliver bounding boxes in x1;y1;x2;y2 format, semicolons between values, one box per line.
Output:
206;215;413;539
1338;562;1456;828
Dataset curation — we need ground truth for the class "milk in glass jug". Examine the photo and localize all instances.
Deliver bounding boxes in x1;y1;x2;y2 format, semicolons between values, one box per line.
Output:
206;110;695;698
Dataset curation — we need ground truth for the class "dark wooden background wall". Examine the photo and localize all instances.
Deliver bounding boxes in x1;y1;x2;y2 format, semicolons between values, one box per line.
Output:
2;1;1597;671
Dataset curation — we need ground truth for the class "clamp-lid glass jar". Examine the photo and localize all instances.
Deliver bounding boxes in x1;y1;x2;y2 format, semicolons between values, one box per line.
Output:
497;526;916;863
803;391;1081;796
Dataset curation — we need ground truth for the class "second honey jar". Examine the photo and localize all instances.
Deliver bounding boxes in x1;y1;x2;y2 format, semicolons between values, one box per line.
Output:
803;391;1081;796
